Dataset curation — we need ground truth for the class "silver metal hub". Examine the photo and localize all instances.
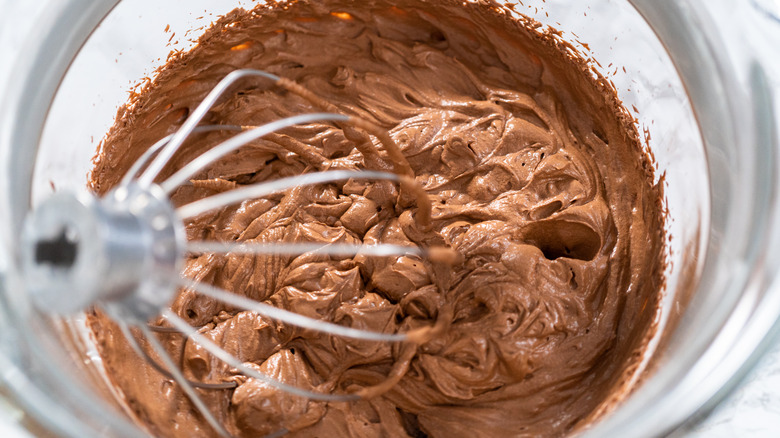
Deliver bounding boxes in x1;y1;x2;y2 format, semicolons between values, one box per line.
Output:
20;183;185;321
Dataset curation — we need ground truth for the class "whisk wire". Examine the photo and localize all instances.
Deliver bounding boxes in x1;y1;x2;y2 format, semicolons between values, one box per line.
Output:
177;169;398;218
160;113;349;194
137;69;281;187
120;321;237;390
120;125;245;188
163;310;359;402
136;323;233;438
187;241;423;258
176;275;411;342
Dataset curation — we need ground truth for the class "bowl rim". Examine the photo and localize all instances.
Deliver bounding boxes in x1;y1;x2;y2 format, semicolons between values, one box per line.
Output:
0;1;779;437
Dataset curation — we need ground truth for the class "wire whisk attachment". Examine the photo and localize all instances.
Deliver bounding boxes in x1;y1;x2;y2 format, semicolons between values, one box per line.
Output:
20;69;455;437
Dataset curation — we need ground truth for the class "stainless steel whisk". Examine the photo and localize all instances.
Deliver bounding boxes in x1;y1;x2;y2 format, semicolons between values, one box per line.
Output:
18;69;452;437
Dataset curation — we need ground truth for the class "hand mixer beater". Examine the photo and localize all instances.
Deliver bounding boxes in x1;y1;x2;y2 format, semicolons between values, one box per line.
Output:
18;69;455;437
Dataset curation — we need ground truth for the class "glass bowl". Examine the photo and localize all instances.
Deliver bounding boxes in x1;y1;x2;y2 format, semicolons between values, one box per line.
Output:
0;0;778;437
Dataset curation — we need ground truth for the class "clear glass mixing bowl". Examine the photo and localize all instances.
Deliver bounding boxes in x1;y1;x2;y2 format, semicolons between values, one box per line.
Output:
0;0;778;436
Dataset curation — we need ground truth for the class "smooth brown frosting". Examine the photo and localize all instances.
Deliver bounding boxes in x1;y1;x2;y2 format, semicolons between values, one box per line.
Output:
87;1;666;436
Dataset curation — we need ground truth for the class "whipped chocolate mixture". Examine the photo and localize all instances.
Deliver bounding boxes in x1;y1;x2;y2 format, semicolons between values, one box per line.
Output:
88;0;665;436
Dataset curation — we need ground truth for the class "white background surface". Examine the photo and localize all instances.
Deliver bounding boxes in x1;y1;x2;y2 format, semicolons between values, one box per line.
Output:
1;0;780;436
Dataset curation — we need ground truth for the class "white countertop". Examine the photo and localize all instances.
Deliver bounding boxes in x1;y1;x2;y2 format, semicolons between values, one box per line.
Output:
682;339;780;437
1;0;780;436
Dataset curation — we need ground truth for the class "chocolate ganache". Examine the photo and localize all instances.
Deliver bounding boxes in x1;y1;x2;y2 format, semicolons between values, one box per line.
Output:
87;0;666;436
